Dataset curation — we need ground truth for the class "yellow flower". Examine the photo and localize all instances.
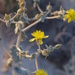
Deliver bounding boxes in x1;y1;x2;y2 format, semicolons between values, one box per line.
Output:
29;30;49;45
64;8;75;23
35;69;48;75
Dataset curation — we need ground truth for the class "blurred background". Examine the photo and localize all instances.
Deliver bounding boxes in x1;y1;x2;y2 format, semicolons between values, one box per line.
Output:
0;0;75;75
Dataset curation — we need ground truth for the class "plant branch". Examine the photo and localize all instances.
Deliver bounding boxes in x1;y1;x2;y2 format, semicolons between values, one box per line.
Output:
11;14;18;20
35;40;41;71
35;54;38;71
22;16;59;32
22;19;41;32
46;16;60;19
0;18;5;22
36;41;41;51
0;13;18;23
37;4;43;13
16;31;21;47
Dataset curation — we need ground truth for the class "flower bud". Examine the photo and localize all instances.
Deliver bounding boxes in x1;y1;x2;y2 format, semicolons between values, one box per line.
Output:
17;9;23;15
42;49;50;57
4;14;10;21
54;44;62;49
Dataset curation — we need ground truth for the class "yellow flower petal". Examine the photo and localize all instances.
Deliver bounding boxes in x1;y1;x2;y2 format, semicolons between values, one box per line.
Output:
43;35;49;38
29;38;35;42
31;30;44;39
36;69;48;75
39;39;43;45
66;10;69;13
68;18;71;23
64;8;75;23
29;30;48;44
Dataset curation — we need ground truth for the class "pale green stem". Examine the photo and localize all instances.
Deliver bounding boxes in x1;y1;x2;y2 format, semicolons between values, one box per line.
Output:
12;31;21;75
16;31;21;47
35;40;41;71
35;54;38;71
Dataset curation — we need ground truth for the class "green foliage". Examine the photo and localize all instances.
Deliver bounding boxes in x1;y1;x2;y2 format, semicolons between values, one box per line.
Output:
20;14;29;24
10;45;22;63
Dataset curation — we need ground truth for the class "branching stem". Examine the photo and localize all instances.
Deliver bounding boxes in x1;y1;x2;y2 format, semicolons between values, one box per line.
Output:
22;16;59;32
